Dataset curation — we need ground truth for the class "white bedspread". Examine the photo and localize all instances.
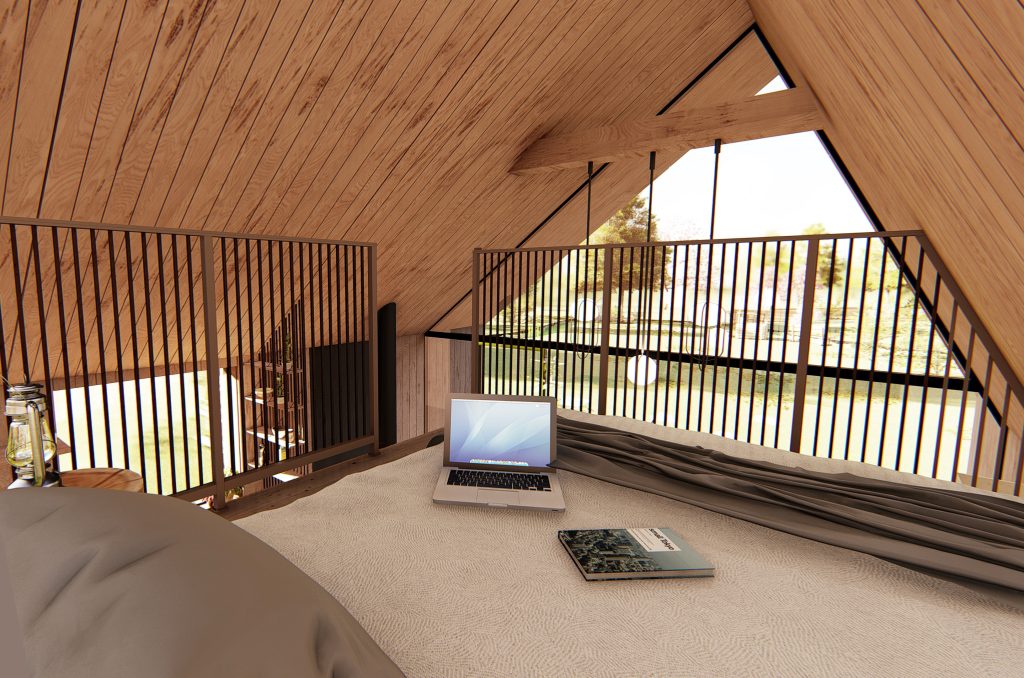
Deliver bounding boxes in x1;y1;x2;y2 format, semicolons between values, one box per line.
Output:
239;411;1024;677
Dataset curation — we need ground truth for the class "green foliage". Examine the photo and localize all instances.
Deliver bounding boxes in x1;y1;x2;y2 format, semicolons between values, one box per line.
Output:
588;196;672;290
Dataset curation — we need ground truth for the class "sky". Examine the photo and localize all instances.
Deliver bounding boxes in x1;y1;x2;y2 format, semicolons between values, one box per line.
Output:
630;77;874;241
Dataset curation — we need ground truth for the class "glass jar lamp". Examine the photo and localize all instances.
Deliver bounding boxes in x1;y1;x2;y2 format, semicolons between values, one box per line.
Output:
5;383;60;488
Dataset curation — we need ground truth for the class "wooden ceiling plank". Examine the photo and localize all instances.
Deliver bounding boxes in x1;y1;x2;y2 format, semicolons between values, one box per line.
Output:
158;0;314;231
129;0;247;227
71;0;168;221
201;0;373;233
313;0;580;240
178;0;331;232
37;1;124;218
0;0;30;215
151;1;281;230
102;0;213;224
281;0;491;239
2;0;78;217
381;2;747;319
287;0;546;235
955;1;1024;87
510;87;822;174
242;0;495;236
220;0;380;234
239;0;449;236
750;0;1024;379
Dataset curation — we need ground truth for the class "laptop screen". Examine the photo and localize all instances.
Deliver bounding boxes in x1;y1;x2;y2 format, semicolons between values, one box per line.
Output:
448;398;553;468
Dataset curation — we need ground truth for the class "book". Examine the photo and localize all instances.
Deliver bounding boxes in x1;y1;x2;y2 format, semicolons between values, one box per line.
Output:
558;528;715;581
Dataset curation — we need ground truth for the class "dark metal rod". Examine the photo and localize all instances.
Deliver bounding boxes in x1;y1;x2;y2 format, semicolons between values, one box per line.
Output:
828;239;853;459
172;235;192;486
125;234;148;488
156;235;178;492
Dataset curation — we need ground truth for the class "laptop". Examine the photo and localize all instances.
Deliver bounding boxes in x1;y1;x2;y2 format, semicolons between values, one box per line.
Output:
432;393;565;511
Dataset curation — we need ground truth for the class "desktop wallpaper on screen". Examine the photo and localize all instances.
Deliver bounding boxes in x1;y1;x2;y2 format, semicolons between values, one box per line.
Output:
449;399;552;468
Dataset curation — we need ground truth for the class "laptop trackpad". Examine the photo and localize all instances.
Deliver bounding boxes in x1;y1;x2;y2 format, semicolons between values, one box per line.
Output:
478;489;520;506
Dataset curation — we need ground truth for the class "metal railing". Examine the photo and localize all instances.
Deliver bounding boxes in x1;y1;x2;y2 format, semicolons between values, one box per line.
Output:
471;231;1024;497
0;217;377;507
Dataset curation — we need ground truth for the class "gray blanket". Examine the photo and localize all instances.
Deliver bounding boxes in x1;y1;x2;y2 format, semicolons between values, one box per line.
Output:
0;488;403;678
553;416;1024;599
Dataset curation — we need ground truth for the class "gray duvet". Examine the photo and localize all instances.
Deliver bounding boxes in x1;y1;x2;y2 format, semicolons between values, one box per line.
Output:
0;487;403;678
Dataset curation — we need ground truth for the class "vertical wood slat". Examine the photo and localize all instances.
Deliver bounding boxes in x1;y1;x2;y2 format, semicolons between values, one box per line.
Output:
789;239;819;453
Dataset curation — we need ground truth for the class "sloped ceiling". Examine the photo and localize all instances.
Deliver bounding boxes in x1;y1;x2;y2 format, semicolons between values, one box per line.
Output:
749;1;1024;381
0;0;756;357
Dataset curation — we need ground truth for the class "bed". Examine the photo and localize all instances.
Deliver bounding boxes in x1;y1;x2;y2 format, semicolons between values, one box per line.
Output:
238;409;1024;678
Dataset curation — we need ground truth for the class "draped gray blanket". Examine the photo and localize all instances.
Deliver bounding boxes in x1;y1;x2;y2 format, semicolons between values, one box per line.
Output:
553;416;1024;598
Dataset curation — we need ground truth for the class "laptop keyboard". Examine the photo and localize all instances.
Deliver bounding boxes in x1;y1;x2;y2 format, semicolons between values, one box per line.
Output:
447;469;552;491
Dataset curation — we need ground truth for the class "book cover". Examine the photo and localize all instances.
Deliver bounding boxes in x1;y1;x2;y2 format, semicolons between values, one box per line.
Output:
558;528;715;581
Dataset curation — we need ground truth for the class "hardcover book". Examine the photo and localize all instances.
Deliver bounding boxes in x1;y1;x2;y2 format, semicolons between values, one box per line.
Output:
558;528;715;581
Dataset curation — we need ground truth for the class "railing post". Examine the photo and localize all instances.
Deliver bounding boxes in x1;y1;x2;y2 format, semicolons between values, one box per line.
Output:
597;248;613;415
790;239;818;453
200;236;226;509
471;249;481;393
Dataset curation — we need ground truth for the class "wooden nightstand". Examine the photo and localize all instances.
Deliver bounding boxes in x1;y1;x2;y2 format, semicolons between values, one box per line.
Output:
60;468;145;493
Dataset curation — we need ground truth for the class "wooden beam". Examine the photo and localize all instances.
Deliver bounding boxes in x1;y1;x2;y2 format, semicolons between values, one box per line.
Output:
511;87;824;174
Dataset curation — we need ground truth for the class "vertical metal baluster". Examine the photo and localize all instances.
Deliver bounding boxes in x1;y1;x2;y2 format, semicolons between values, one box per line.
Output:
256;240;267;470
140;235;162;492
735;243;753;440
625;248;637;419
649;247;667;423
232;239;244;482
185;237;204;485
125;234;148;487
811;241;835;458
581;245;590;409
69;230;97;468
664;246;679;427
708;243;727;433
747;243;767;444
844;238;872;461
914;269;941;477
1014;409;1024;497
862;240;889;465
50;228;76;467
894;247;925;472
88;231;113;468
105;232;129;475
880;238;909;467
720;243;739;436
674;245;690;428
825;239;852;458
29;227;55;446
279;241;290;458
171;235;192;487
324;244;333;446
951;329;975;482
614;248;625;417
157;235;178;491
775;241;796;450
933;296;958;479
689;243;703;430
358;247;368;436
760;242;781;447
552;251;562;404
245;239;257;476
268;242;279;461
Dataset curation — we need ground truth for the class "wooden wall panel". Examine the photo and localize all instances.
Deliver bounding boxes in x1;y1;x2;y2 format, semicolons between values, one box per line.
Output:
749;0;1024;381
396;333;424;441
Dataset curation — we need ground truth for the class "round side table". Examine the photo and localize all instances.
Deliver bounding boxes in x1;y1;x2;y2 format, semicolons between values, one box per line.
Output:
60;468;145;493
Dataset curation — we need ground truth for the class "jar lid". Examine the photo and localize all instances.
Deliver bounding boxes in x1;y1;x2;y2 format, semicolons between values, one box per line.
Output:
6;383;44;400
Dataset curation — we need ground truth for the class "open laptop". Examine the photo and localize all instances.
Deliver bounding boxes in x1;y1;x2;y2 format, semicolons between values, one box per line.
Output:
432;393;565;511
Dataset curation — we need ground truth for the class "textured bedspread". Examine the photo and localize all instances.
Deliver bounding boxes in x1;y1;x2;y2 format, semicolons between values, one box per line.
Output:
239;411;1024;677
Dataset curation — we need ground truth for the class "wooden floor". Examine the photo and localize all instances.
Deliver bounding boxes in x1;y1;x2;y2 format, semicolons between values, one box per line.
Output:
214;429;443;521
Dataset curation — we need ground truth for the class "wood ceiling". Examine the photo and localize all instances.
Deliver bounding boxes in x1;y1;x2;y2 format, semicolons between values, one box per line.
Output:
4;0;1024;389
749;0;1024;381
0;0;757;346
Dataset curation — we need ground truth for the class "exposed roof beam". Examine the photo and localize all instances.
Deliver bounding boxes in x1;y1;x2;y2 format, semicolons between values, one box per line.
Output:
511;87;824;174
